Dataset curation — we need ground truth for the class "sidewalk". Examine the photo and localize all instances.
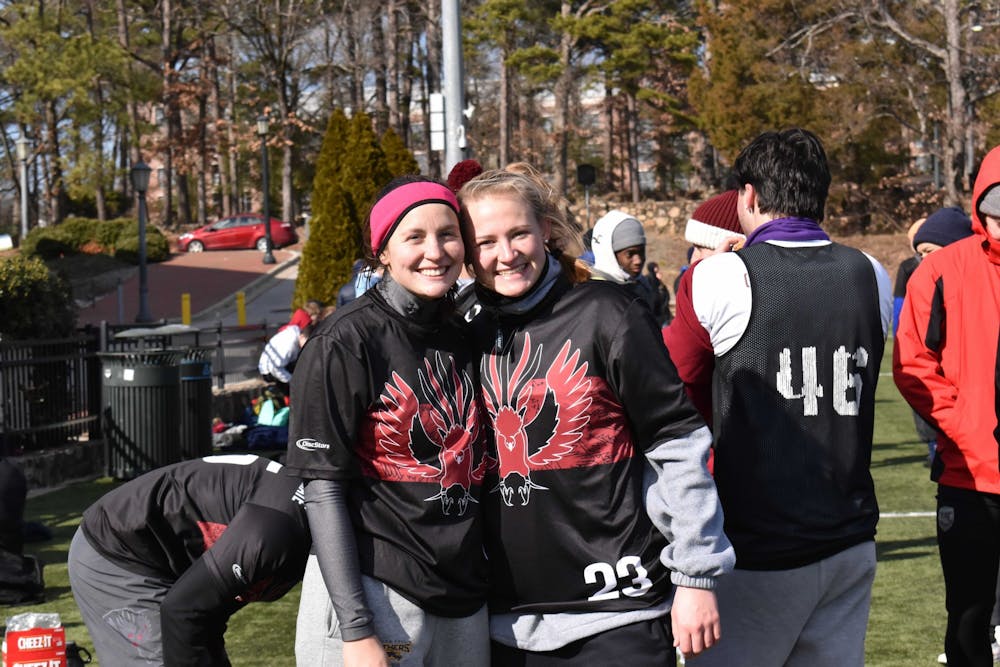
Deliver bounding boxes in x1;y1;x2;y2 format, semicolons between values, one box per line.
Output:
76;247;300;327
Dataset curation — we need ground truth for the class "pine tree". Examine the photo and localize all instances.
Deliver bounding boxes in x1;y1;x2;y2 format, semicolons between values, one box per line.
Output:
293;110;396;310
293;179;354;308
292;110;354;308
342;112;394;230
381;127;420;177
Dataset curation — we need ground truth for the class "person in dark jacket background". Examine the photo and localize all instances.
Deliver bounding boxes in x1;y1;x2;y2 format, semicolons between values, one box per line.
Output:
894;207;973;471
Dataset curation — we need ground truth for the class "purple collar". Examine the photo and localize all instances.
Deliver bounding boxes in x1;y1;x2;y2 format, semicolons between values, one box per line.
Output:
745;217;830;246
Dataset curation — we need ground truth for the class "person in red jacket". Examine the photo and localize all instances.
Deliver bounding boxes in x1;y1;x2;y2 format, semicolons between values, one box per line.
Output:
894;144;1000;667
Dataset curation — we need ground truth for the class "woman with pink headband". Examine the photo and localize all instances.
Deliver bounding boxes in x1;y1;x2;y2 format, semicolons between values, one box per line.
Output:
286;175;489;666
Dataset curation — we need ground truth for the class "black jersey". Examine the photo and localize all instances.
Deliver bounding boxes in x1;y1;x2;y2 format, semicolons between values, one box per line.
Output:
80;455;310;663
471;276;705;614
284;286;488;617
81;455;308;593
713;243;883;569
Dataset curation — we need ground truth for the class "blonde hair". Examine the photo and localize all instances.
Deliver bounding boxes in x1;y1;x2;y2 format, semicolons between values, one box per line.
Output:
458;168;585;282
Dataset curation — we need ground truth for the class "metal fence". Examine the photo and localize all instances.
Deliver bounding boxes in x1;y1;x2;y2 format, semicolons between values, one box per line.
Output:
0;335;102;455
102;321;272;389
0;321;274;455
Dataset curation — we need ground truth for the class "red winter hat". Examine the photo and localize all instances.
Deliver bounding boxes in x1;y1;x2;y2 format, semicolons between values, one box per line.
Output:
446;159;484;193
684;190;745;249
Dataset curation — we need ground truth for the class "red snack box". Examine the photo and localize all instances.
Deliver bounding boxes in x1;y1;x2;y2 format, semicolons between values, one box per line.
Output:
2;626;66;667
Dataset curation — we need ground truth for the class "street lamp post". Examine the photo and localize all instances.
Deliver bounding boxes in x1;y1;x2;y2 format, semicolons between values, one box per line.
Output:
131;162;154;323
256;115;276;265
15;136;29;242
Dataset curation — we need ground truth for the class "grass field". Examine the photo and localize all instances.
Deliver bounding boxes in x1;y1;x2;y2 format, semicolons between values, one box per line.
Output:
7;339;958;666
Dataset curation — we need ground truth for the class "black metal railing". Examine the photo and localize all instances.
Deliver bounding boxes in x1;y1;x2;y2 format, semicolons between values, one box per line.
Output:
101;321;272;389
0;321;275;454
0;334;102;455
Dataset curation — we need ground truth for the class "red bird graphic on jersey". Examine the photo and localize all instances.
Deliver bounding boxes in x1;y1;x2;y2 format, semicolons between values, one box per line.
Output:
375;353;485;516
482;334;592;506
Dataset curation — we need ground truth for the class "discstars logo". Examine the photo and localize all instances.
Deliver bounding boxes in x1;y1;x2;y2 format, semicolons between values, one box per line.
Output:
296;438;330;452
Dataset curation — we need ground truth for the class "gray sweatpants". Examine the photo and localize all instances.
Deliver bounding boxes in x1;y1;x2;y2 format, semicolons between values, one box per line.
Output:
295;554;489;666
67;528;173;666
688;540;876;667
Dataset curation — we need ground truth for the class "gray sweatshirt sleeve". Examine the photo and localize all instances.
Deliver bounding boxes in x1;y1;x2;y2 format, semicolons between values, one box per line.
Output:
303;479;375;641
643;424;735;589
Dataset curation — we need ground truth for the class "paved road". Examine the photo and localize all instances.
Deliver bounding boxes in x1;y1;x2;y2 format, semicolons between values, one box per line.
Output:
77;247;302;329
192;260;300;328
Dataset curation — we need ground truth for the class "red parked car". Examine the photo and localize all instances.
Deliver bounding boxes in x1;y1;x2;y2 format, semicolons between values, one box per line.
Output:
178;214;297;253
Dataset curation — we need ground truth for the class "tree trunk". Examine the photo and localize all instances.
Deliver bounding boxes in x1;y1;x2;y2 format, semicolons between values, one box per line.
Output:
115;0;140;203
373;13;388;134
499;54;509;168
942;0;965;204
94;118;107;222
553;1;573;196
424;0;442;178
627;94;640;202
162;0;175;228
169;103;192;227
83;3;107;221
516;85;531;165
385;0;399;134
603;83;614;193
197;91;209;227
227;33;239;214
210;36;232;218
282;140;294;224
398;9;414;142
346;6;364;113
44;101;65;224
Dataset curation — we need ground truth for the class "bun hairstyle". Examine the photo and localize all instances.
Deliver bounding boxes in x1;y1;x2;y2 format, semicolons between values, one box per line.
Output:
458;167;586;282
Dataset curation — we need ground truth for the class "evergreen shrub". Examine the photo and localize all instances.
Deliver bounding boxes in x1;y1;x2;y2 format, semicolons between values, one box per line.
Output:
0;255;76;339
20;218;169;264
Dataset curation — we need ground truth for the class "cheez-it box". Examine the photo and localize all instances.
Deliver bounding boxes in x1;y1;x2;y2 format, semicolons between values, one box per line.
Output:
3;613;67;667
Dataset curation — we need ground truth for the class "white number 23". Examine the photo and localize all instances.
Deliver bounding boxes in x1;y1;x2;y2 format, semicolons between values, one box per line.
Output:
583;556;653;602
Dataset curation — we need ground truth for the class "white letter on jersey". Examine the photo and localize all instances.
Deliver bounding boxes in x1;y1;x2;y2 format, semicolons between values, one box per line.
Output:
833;345;869;416
776;347;824;416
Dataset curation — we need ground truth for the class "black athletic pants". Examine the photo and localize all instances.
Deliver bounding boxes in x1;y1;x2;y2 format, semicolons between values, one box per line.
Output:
937;484;1000;667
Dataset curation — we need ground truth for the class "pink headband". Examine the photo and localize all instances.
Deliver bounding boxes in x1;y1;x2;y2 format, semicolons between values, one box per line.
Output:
369;182;460;254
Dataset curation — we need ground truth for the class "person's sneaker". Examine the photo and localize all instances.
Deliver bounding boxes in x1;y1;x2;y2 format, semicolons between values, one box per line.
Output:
937;642;1000;664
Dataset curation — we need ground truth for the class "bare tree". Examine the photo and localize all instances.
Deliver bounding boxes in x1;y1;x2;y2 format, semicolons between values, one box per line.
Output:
226;0;325;222
867;0;1000;203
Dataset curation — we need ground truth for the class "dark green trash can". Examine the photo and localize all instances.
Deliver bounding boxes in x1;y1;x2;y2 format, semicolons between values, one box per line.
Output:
100;349;183;480
179;347;214;460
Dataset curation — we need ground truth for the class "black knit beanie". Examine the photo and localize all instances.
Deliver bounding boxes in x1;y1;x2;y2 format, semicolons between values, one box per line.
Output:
912;207;972;250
